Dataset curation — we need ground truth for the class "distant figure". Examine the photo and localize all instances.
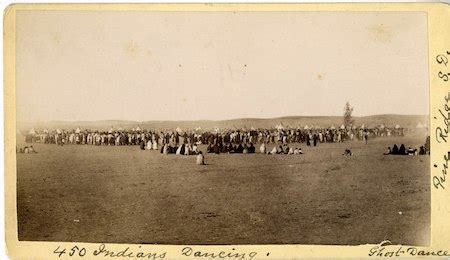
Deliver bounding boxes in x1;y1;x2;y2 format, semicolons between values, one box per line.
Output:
146;140;153;150
288;147;294;155
139;141;145;150
192;144;199;154
419;146;426;155
269;146;277;155
227;143;235;154
23;146;29;154
236;144;244;154
163;144;169;154
399;144;406;155
184;144;192;155
392;144;399;155
206;143;213;153
260;143;266;154
213;144;220;154
242;144;248;154
424;136;430;154
28;145;37;153
407;147;417;155
343;149;352;156
363;130;369;144
169;145;176;154
384;147;392;155
176;144;184;155
276;145;283;154
248;143;255;154
282;145;289;154
196;151;205;165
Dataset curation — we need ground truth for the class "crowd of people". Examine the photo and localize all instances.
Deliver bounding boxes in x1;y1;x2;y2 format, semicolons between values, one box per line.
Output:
19;126;429;165
23;125;407;148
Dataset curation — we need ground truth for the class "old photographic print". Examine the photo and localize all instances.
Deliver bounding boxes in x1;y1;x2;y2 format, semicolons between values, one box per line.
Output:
14;10;430;246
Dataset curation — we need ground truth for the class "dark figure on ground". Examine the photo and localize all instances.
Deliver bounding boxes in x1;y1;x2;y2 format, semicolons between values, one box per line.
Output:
343;149;352;156
424;136;430;154
236;144;244;154
248;143;256;154
419;146;426;155
399;144;406;155
392;144;399;155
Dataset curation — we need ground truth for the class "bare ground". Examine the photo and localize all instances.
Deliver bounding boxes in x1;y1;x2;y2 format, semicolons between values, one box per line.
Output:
16;136;430;245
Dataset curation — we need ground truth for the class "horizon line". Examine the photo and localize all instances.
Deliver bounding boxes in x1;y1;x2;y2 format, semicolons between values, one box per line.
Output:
17;113;429;124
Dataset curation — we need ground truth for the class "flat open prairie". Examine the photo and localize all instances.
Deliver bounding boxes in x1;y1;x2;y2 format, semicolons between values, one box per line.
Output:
16;135;430;245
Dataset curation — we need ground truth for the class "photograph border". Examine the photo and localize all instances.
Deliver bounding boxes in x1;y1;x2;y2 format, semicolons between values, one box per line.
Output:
4;3;450;258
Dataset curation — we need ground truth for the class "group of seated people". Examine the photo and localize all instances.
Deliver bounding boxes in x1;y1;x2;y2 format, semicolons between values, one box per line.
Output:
264;144;304;155
162;143;200;155
17;145;37;154
139;141;201;155
384;144;427;155
205;143;305;155
148;141;306;156
207;143;257;154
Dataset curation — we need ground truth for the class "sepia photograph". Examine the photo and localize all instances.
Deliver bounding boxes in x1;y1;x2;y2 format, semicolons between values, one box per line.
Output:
13;9;431;246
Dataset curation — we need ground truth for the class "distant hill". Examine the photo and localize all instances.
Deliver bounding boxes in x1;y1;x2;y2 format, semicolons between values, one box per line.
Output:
17;114;428;132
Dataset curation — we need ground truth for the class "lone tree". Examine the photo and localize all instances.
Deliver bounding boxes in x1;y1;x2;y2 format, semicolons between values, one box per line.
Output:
343;102;354;128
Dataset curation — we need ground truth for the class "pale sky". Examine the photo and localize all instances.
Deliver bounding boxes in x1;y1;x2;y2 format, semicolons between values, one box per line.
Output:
15;11;428;122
